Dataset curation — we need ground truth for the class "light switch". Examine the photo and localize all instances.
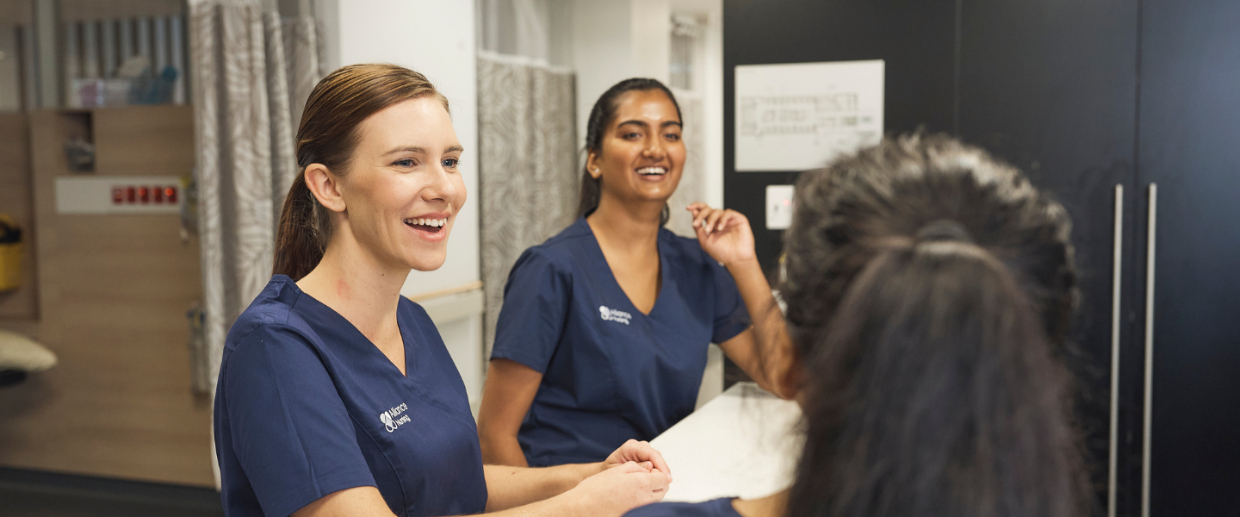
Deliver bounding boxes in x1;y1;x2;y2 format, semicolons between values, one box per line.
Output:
765;185;794;230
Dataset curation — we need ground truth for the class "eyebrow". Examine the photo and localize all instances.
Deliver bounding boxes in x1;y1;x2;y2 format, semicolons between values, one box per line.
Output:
617;120;683;129
383;145;465;156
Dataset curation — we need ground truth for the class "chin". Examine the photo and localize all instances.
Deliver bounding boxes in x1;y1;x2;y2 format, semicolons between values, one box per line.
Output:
406;250;448;272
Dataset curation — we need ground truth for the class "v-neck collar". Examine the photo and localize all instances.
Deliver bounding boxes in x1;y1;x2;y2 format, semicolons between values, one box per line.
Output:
286;278;415;379
578;218;668;318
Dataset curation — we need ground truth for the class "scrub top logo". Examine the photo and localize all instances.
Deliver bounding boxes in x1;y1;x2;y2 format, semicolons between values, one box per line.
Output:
599;306;632;325
379;403;411;433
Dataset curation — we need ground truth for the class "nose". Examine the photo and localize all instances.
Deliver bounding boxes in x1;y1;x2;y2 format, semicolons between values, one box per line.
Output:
642;137;667;161
422;161;462;206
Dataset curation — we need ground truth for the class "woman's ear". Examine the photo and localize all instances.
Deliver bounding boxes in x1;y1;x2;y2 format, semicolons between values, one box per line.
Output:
304;163;346;213
585;152;602;179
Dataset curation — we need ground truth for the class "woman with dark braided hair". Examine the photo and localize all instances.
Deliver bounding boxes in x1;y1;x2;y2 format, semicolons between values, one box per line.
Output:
626;133;1091;517
478;78;797;468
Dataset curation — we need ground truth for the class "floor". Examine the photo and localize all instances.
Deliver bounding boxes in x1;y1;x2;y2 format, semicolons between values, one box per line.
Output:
0;468;224;517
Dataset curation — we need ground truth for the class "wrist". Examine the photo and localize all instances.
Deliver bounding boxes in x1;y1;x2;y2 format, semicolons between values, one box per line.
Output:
724;256;762;274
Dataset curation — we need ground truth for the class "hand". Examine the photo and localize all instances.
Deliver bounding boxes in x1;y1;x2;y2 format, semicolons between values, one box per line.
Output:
603;439;673;481
569;461;670;517
687;202;757;268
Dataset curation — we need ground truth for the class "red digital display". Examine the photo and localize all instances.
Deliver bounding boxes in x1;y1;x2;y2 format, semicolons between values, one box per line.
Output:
112;187;124;204
126;187;136;203
153;186;164;203
166;187;178;203
138;187;150;203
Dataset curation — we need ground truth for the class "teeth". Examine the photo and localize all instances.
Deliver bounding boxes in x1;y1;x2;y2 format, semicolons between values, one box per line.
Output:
637;167;667;175
405;218;447;227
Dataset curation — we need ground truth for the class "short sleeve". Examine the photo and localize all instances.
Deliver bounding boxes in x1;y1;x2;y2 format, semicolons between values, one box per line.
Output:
490;248;571;374
709;260;752;344
219;326;375;517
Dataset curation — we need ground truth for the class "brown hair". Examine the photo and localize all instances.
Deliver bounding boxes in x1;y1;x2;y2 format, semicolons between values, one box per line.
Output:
782;133;1089;517
274;64;448;280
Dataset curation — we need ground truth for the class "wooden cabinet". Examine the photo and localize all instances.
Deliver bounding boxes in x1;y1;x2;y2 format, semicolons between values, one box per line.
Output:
0;106;213;487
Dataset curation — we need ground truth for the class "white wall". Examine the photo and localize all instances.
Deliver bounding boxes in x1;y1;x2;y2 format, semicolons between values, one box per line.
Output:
323;0;485;406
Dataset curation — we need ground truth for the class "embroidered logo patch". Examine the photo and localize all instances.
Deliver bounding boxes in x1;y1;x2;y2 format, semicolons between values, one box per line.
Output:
380;403;411;433
599;305;632;325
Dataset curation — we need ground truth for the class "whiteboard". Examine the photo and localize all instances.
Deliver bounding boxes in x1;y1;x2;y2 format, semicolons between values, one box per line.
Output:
735;60;884;172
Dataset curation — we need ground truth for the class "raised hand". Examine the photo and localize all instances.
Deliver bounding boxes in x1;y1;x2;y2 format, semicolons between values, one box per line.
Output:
688;202;758;268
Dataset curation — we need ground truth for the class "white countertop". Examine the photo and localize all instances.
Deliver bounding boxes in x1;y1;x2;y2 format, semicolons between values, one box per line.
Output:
651;382;803;502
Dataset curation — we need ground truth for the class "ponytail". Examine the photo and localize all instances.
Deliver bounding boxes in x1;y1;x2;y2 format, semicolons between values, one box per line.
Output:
785;235;1088;517
273;174;329;281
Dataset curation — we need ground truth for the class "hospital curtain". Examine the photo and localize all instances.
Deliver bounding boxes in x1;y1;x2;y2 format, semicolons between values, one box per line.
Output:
477;52;578;359
189;0;324;402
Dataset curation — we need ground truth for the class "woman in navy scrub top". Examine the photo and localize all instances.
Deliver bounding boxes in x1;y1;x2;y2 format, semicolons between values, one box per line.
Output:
477;78;797;468
624;135;1091;517
214;65;673;517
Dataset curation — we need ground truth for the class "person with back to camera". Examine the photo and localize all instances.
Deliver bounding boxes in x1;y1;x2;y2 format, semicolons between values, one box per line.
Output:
213;64;673;517
476;78;798;468
625;133;1092;517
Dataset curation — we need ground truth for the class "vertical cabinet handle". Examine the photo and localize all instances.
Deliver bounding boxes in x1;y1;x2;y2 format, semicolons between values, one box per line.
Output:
1108;184;1124;517
1142;184;1158;517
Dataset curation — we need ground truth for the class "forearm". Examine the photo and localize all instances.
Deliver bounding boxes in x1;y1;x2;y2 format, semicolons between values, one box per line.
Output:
483;490;590;517
480;432;529;468
483;462;602;512
725;258;796;398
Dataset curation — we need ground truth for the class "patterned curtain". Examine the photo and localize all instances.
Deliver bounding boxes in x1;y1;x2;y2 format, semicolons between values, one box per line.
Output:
477;53;577;358
189;0;323;399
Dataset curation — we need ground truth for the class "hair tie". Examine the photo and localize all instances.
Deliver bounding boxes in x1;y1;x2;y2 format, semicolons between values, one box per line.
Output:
916;219;973;244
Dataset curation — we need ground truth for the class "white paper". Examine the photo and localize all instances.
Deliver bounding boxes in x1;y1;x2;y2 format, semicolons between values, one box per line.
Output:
735;60;884;172
651;383;803;502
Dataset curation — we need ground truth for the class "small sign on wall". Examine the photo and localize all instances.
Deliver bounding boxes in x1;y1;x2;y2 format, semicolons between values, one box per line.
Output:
735;60;884;172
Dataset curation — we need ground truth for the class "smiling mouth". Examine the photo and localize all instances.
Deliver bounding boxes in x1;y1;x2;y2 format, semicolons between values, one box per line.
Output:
637;166;667;176
404;217;447;233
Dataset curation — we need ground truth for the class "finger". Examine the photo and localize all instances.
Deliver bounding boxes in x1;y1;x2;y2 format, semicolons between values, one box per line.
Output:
686;202;707;214
644;471;671;493
643;448;673;481
693;207;714;228
637;461;653;471
715;211;741;233
705;210;726;234
612;461;645;473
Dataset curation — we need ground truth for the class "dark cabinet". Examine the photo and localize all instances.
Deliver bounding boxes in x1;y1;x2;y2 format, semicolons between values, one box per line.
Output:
956;1;1140;515
1139;0;1240;514
724;0;1240;515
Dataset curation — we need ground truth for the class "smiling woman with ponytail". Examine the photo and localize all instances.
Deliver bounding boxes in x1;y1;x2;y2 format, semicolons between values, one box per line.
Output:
626;133;1090;517
215;64;673;517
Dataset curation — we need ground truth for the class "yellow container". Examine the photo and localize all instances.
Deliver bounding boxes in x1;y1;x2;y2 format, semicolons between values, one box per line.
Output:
0;214;22;292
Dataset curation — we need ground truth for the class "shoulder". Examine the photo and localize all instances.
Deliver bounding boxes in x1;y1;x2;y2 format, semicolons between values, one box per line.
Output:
221;277;323;371
511;222;591;275
396;297;437;335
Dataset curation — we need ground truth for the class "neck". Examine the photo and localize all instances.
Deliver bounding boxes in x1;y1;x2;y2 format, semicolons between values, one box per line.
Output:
731;489;788;517
587;192;662;250
296;226;405;343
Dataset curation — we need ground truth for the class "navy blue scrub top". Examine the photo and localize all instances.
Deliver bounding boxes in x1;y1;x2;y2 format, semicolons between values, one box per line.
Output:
490;218;751;466
623;498;744;517
214;275;487;517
